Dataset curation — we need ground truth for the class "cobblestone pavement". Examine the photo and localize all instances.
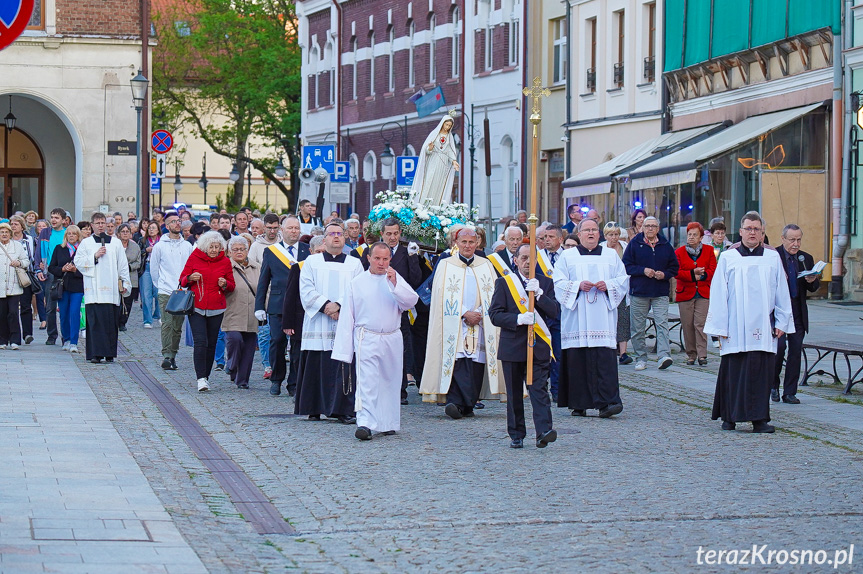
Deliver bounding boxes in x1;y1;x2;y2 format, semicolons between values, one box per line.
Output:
48;301;863;571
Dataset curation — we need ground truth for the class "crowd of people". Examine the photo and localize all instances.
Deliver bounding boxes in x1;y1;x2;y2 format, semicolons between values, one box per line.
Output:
0;200;819;443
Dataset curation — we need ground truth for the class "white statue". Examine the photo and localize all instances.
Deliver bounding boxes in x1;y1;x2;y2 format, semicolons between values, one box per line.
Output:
411;112;460;206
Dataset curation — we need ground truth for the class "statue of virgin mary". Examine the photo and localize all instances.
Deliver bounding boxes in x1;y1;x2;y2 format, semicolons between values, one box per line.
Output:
411;112;460;206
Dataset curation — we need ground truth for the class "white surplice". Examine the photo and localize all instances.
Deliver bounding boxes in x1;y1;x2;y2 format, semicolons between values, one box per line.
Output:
332;271;419;432
74;235;131;305
553;246;629;349
299;253;364;351
703;247;794;355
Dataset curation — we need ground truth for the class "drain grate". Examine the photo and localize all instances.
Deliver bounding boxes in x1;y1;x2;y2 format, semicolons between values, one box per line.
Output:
119;360;295;535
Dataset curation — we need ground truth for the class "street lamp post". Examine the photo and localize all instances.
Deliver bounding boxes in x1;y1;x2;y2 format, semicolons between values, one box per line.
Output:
130;70;149;218
379;116;408;188
198;152;208;206
173;159;183;204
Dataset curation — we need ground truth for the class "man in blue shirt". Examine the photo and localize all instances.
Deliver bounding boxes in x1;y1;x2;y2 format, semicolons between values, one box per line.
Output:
35;207;67;345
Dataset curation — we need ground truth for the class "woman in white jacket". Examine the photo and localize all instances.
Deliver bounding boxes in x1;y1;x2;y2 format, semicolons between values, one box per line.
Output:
0;222;31;349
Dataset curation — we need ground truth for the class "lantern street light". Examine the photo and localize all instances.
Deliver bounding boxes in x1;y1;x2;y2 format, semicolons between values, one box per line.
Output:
130;70;149;218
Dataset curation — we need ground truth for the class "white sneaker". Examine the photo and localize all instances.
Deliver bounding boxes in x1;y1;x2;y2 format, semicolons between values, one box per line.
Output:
658;356;673;370
197;378;209;392
62;341;69;351
144;323;153;329
69;344;78;354
158;319;162;326
9;343;19;350
0;345;6;350
712;339;720;348
634;361;647;371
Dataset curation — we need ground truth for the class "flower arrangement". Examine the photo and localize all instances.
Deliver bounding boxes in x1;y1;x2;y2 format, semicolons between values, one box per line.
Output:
367;189;478;249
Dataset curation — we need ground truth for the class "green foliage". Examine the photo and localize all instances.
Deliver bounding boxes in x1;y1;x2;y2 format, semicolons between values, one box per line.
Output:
153;0;301;209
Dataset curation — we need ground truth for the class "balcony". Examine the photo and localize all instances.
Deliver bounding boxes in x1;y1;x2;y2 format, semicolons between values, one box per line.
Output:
613;62;624;87
643;56;656;82
586;68;596;92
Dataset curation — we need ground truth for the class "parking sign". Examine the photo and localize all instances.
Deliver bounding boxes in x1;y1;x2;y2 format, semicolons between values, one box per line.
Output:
332;161;350;183
301;145;335;174
396;156;419;187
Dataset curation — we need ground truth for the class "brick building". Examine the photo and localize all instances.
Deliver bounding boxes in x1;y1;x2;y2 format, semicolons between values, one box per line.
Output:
298;0;526;223
0;0;151;218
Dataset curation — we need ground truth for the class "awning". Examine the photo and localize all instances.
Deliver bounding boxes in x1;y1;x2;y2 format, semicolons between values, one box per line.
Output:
628;103;823;191
562;123;725;198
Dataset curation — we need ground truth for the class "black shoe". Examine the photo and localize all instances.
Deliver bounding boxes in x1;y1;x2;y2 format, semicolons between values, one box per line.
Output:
287;386;296;397
119;325;127;332
89;358;102;364
161;358;172;370
752;421;775;433
536;429;557;448
685;359;696;366
551;393;558;403
474;401;485;410
698;358;708;366
337;415;356;425
39;324;46;330
170;358;178;370
46;338;56;345
382;430;396;436
444;403;463;420
214;364;224;372
462;410;475;418
401;398;409;405
237;383;249;389
618;353;633;365
24;335;33;344
355;426;372;440
782;395;801;404
571;409;587;417
598;403;623;418
269;382;281;396
721;421;736;431
771;389;780;402
308;414;321;420
510;438;523;449
105;357;113;363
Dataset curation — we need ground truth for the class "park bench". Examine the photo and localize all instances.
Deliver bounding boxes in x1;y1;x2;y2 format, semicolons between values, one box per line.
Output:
645;311;684;351
801;340;863;394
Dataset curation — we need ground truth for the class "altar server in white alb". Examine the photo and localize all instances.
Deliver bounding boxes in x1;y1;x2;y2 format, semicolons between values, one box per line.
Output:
74;212;131;364
704;211;793;434
333;242;419;440
553;218;629;418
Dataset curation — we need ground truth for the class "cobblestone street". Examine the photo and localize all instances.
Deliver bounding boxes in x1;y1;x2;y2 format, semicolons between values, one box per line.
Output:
3;301;863;572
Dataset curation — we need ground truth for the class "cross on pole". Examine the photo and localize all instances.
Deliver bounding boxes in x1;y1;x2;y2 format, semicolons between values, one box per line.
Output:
521;77;550;386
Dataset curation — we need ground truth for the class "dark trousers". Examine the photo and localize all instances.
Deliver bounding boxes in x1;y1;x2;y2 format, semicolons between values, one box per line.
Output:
288;335;301;393
774;327;805;397
267;313;290;384
225;331;257;387
19;285;34;339
549;327;561;397
45;272;58;340
0;295;21;345
502;359;553;440
400;312;413;399
447;358;485;414
189;312;223;380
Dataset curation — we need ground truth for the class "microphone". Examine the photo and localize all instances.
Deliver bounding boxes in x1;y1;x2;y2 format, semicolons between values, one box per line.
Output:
797;254;807;270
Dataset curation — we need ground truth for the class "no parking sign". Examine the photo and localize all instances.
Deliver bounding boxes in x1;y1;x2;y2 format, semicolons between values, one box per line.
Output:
0;0;35;51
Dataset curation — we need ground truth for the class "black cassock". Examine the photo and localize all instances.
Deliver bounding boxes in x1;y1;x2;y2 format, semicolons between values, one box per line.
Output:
293;350;356;418
711;351;775;423
85;303;120;360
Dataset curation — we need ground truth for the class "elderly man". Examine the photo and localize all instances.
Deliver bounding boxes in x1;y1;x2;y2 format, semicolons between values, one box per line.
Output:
250;218;264;238
515;210;528;224
772;223;820;405
706;212;793;433
344;218;362;251
622;216;679;371
540;223;565;400
488;226;523;276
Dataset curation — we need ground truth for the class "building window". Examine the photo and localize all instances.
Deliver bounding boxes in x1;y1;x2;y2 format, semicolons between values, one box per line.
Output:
552;17;566;84
451;7;461;78
614;10;625;88
309;45;319;109
508;19;519;66
351;37;358;100
644;2;656;82
429;15;437;83
27;0;44;30
408;21;415;87
174;21;191;37
325;41;335;105
369;32;376;96
388;26;395;92
587;17;596;92
484;25;493;71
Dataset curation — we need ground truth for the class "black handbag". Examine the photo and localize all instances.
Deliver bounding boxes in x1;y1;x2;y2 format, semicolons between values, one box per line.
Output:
49;275;64;301
27;270;42;295
165;285;195;316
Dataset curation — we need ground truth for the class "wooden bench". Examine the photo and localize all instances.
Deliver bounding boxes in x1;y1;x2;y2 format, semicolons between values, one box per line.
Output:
645;311;684;351
801;341;863;394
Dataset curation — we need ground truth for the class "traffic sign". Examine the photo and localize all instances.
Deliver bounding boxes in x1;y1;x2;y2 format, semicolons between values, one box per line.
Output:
396;156;419;187
151;130;174;154
0;0;35;51
332;161;350;183
154;156;167;178
301;145;335;174
150;175;160;193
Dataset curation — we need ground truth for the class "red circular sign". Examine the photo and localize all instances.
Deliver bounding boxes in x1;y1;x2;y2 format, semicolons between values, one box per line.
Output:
151;130;174;154
0;0;35;52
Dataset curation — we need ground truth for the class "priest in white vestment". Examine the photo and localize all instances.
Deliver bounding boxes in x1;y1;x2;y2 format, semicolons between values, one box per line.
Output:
553;219;629;418
74;212;131;363
333;243;419;440
420;227;503;417
294;222;364;423
704;211;793;433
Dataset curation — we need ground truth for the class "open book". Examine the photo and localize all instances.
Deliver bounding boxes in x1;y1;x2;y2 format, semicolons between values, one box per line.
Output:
797;260;826;278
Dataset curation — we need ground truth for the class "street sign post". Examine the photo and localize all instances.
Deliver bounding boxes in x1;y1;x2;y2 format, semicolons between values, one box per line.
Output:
301;145;335;174
0;0;35;51
395;156;419;187
151;130;174;155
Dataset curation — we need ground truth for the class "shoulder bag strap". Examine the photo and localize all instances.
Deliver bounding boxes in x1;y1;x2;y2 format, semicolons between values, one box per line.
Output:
234;267;256;296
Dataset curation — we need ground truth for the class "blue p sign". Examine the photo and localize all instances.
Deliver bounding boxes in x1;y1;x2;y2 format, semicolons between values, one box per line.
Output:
396;156;419;187
332;161;350;183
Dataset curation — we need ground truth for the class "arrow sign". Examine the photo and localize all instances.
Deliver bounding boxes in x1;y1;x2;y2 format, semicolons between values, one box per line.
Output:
0;0;35;51
151;129;174;154
156;157;166;179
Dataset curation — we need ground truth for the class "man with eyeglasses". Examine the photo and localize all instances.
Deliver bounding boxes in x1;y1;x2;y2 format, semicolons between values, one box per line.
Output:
622;215;679;371
151;212;193;371
293;222;363;424
255;215;310;396
705;211;794;434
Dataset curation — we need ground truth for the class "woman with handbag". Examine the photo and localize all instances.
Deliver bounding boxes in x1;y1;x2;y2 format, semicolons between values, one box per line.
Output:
48;225;84;353
0;222;30;350
118;224;141;332
675;222;717;366
10;215;40;344
180;231;234;392
138;221;162;328
222;236;260;389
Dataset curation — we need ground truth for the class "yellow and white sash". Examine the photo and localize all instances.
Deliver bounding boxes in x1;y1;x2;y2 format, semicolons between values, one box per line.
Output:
267;243;297;269
355;243;368;257
536;249;553;278
502;273;554;358
487;251;512;277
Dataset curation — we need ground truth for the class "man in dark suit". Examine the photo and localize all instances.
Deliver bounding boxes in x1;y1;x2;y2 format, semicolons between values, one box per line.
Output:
773;223;820;404
489;243;559;449
255;215;310;396
357;217;423;403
